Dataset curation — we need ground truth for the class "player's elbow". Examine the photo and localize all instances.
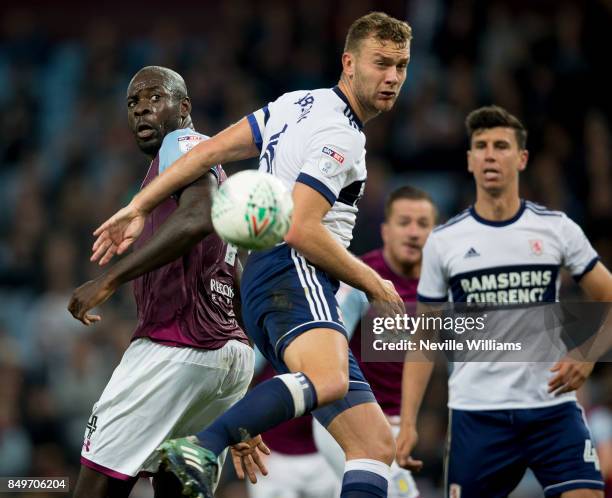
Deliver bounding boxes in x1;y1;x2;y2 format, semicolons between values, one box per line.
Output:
284;219;317;251
284;223;302;248
183;214;214;242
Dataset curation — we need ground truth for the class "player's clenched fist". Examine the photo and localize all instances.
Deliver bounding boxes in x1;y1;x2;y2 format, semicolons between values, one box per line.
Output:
396;425;424;472
67;277;116;325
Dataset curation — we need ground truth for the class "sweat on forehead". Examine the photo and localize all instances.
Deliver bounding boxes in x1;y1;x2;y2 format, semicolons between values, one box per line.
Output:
127;66;187;97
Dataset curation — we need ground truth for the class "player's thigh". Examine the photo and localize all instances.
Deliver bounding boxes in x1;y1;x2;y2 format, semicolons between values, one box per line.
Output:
446;409;526;498
323;401;395;464
283;327;350;403
523;402;604;497
73;465;136;498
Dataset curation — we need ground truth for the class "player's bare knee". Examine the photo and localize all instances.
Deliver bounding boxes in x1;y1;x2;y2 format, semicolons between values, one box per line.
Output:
369;426;396;465
318;371;349;405
306;369;349;405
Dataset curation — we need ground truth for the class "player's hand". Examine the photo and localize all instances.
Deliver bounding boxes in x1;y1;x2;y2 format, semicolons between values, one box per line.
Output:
230;435;270;484
548;358;595;396
395;425;424;472
92;202;146;265
369;279;406;322
67;277;117;325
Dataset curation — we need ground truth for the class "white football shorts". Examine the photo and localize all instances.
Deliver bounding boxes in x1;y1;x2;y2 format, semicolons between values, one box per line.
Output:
80;338;254;480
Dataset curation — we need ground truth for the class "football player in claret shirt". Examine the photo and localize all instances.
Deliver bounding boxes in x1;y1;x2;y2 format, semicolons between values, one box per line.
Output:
68;66;255;498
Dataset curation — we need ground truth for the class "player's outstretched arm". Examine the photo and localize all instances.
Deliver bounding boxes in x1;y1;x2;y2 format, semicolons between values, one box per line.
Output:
69;174;217;325
91;118;259;264
284;182;404;316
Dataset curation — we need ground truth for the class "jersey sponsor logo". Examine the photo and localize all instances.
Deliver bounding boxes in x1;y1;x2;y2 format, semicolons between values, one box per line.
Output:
529;239;543;255
177;134;204;153
210;278;235;299
319;146;347;177
464;247;480;258
322;146;345;164
450;265;558;303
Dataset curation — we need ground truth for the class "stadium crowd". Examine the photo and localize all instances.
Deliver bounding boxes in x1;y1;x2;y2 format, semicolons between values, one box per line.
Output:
0;1;610;497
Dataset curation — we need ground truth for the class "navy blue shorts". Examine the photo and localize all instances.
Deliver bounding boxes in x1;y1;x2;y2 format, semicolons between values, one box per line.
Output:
242;244;374;420
446;402;604;497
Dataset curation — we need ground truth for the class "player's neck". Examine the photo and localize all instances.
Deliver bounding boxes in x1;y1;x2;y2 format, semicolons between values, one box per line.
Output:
337;78;375;125
383;247;420;280
474;190;522;222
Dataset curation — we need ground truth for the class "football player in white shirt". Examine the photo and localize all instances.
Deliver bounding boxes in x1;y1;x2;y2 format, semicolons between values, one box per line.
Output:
91;12;411;498
397;105;612;498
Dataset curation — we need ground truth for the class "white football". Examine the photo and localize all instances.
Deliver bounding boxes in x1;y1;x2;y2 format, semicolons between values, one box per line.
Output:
212;170;294;250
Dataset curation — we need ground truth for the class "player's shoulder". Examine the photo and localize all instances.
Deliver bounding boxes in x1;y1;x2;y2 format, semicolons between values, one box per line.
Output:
161;127;208;151
523;200;580;233
158;128;210;174
432;208;472;235
275;87;363;134
523;200;564;218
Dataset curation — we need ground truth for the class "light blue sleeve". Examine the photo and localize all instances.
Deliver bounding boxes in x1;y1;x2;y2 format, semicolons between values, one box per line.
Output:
253;346;268;377
337;283;369;340
158;128;208;174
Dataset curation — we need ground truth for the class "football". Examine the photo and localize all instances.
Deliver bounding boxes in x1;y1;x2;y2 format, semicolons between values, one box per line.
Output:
211;170;294;250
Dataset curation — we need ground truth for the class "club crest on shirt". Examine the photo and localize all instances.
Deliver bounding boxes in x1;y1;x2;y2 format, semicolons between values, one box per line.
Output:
529;239;543;255
178;134;204;153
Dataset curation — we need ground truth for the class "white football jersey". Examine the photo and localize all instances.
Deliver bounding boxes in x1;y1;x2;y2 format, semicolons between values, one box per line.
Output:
247;87;367;247
417;201;599;410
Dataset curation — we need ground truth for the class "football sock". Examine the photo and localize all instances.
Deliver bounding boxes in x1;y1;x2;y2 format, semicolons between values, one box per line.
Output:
196;372;317;457
340;459;390;498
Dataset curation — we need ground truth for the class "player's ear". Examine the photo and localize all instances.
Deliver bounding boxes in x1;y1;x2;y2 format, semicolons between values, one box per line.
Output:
180;97;191;118
467;150;474;173
518;149;528;172
342;52;355;78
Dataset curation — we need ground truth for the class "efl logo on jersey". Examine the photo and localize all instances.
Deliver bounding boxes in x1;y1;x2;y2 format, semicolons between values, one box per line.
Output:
449;484;462;498
529;239;543;256
322;146;345;164
178;135;204;153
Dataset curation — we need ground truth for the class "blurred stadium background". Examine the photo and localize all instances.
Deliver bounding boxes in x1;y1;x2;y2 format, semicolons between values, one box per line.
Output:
0;0;610;496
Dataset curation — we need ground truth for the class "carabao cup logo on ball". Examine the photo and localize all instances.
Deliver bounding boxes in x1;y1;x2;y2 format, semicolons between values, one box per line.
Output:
212;170;293;250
